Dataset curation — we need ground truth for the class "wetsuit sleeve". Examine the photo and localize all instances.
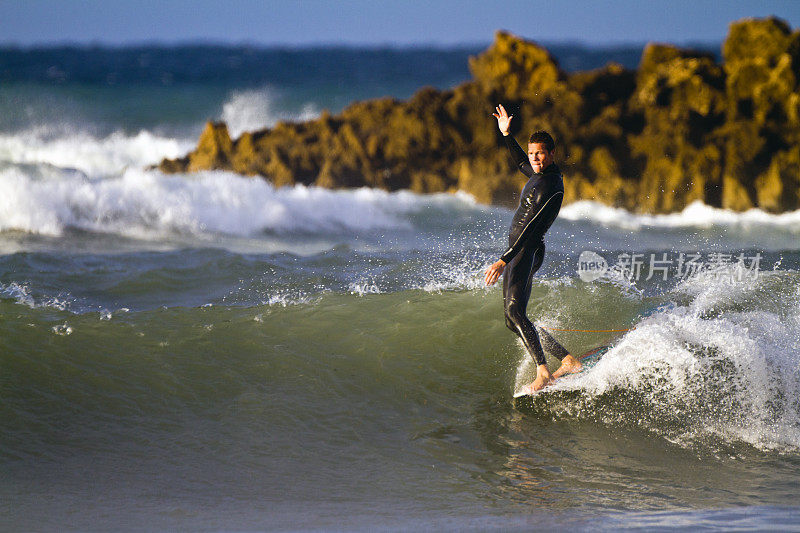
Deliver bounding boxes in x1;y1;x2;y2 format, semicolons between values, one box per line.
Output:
500;189;563;264
504;135;534;178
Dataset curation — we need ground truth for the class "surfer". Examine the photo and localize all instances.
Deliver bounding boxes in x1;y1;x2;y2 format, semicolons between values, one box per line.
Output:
485;104;582;392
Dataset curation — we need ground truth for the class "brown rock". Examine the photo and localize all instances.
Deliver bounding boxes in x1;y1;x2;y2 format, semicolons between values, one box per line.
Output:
157;17;800;214
187;121;234;172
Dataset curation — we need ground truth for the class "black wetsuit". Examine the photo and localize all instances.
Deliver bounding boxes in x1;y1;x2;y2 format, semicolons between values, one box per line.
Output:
500;135;569;366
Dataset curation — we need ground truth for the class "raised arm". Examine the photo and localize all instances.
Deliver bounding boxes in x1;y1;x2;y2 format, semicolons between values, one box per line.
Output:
493;104;533;178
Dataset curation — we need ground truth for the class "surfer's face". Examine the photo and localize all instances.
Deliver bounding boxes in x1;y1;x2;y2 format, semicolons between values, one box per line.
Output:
528;143;554;173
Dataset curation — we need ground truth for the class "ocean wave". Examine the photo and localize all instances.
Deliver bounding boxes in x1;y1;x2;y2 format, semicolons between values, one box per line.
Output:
0;166;484;238
560;200;800;232
344;249;497;295
0;281;74;311
0;128;191;176
418;256;492;293
517;272;800;452
221;87;319;138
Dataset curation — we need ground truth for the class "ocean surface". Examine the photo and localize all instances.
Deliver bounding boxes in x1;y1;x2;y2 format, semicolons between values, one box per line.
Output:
2;45;799;532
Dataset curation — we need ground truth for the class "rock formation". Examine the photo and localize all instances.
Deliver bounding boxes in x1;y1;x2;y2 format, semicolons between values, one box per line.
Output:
159;17;800;213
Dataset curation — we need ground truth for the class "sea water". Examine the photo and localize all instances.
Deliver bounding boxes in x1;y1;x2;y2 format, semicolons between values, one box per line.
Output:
1;46;799;532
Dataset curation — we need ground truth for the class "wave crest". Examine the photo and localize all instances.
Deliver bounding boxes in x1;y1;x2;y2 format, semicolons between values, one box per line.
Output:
517;272;800;452
221;88;319;137
561;200;800;232
0;129;190;177
0;167;486;239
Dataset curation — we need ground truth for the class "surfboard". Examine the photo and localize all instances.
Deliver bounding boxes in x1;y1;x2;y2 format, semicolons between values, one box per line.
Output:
578;344;611;365
513;344;611;398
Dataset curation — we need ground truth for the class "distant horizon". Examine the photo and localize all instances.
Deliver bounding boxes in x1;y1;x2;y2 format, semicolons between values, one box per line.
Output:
0;37;723;51
1;0;797;49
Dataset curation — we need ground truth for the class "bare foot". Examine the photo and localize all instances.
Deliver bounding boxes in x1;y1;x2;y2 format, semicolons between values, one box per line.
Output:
552;354;583;378
532;364;553;391
517;365;554;396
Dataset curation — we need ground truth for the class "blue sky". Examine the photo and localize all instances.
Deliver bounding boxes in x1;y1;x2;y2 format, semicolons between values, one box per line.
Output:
1;0;798;47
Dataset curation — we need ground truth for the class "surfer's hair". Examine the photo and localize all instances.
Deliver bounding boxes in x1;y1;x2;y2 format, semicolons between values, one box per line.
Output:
528;131;555;152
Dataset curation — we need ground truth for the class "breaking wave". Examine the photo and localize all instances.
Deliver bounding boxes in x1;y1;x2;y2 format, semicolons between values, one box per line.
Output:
561;200;800;232
0;129;190;177
221;87;319;137
0;165;484;239
516;270;800;452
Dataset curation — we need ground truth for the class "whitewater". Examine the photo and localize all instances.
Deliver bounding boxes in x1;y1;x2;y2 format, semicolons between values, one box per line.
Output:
2;46;800;532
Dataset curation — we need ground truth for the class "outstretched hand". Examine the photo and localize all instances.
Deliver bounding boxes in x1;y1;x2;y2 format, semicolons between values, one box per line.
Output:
492;104;513;135
484;259;506;286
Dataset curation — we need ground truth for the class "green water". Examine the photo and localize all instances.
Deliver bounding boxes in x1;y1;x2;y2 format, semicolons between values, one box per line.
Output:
3;283;800;530
2;43;800;530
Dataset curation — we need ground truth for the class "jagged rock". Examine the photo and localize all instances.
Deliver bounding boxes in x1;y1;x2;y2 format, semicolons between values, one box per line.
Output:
159;17;800;214
721;17;800;211
628;44;727;212
187;121;234;172
469;31;563;101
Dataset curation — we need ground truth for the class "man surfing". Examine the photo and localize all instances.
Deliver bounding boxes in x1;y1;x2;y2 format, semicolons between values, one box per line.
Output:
485;104;583;392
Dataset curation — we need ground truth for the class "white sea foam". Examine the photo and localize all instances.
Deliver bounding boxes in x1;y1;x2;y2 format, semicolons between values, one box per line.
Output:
412;250;496;293
560;200;800;232
0;281;73;311
0;129;192;177
518;272;800;451
0;166;481;238
221;88;319;138
0;282;37;307
263;292;316;307
52;323;73;336
419;265;488;293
